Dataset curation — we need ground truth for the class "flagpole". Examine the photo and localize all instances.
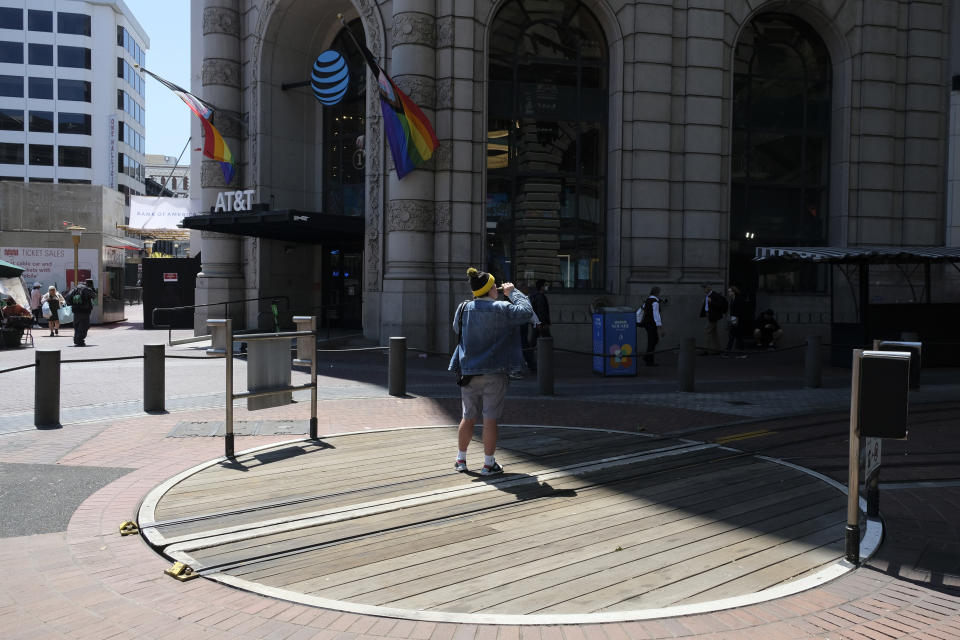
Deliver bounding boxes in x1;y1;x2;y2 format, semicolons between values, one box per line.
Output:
160;136;191;194
137;64;246;126
336;13;375;66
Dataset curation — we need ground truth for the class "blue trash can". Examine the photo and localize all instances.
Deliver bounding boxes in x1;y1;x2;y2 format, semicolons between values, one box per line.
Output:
592;307;637;376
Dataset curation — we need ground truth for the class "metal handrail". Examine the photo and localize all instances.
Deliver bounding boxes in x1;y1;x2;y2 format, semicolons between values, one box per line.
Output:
151;295;290;346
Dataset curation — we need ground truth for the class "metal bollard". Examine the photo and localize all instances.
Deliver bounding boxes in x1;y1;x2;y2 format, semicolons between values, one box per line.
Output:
678;337;695;392
144;344;165;412
537;336;554;395
388;336;406;397
34;350;60;427
804;335;822;388
866;469;880;518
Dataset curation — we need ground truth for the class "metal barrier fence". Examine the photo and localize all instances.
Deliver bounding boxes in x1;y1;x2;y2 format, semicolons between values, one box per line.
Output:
151;295;290;347
12;333;950;434
206;316;318;458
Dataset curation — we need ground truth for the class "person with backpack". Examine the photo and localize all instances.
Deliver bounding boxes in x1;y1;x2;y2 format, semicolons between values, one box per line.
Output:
65;279;97;347
636;286;664;366
699;282;726;355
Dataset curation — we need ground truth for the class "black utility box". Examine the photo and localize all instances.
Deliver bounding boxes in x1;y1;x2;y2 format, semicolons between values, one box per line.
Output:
142;257;201;329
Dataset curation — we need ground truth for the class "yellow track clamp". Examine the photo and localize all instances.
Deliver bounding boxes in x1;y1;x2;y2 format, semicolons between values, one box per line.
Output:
164;562;200;581
118;521;140;536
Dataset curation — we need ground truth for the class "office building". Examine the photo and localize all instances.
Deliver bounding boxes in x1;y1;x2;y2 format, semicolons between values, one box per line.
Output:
0;0;148;197
187;0;960;354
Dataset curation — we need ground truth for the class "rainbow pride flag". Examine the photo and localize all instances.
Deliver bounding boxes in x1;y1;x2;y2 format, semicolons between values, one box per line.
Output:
359;43;438;179
174;90;236;185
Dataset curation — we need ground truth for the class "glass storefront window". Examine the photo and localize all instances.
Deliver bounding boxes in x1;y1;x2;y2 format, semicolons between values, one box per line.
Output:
730;13;831;295
487;0;608;290
322;20;366;217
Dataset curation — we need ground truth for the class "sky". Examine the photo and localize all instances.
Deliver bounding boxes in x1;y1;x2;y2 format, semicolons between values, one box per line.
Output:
125;0;192;160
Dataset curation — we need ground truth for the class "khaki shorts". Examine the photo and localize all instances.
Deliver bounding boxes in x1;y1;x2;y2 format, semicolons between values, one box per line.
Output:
460;373;508;420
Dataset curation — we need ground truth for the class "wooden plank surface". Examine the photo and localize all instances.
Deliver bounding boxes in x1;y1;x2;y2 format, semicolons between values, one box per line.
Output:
149;426;848;616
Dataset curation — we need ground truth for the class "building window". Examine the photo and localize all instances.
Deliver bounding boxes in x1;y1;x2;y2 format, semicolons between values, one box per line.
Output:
0;74;23;97
58;179;91;184
0;176;24;182
731;13;832;294
28;110;54;133
28;9;52;32
29;76;52;99
58;45;91;69
0;108;23;131
0;143;24;164
486;0;608;290
28;43;53;66
322;21;367;218
182;176;188;190
29;144;53;165
58;145;91;168
57;12;90;36
0;8;23;30
58;112;91;135
30;177;53;183
58;78;91;102
0;41;22;64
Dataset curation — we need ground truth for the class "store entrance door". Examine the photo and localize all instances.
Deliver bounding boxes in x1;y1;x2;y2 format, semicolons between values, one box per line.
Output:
321;248;362;329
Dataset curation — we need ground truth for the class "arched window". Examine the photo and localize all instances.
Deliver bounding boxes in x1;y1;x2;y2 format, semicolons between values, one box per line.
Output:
731;13;831;293
487;0;607;289
322;20;366;217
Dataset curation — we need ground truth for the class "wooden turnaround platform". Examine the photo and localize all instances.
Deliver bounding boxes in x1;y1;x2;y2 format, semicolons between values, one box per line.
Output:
138;425;874;624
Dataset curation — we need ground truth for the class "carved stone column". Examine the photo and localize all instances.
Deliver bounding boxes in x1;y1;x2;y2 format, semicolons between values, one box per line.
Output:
193;0;245;332
380;2;438;349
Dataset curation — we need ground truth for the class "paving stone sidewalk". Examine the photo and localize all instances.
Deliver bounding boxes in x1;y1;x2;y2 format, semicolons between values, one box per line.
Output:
0;393;958;640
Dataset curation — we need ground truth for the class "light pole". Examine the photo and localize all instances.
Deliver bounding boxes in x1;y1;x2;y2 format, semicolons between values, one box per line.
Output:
67;225;85;288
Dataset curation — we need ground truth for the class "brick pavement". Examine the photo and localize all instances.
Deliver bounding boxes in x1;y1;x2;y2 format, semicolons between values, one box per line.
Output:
1;393;959;639
2;307;960;638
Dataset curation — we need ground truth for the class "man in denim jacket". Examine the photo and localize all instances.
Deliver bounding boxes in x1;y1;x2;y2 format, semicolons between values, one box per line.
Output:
449;267;533;475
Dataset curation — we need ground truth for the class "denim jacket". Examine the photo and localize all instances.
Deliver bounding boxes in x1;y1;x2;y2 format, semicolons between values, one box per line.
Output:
448;290;533;375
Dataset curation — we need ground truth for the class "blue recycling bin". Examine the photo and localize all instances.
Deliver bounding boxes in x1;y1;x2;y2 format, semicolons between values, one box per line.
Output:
592;307;637;376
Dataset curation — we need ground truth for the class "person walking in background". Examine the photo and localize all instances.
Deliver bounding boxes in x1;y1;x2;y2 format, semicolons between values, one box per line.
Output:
29;282;43;327
41;285;65;336
65;279;96;347
724;285;746;357
528;279;551;370
699;283;726;355
637;286;664;366
449;267;533;476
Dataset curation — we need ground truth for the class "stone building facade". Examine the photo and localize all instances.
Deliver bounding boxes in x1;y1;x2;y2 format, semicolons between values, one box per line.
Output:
188;0;960;353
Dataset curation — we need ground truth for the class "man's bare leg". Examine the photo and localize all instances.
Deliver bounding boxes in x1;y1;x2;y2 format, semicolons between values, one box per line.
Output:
458;418;476;452
482;418;497;456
